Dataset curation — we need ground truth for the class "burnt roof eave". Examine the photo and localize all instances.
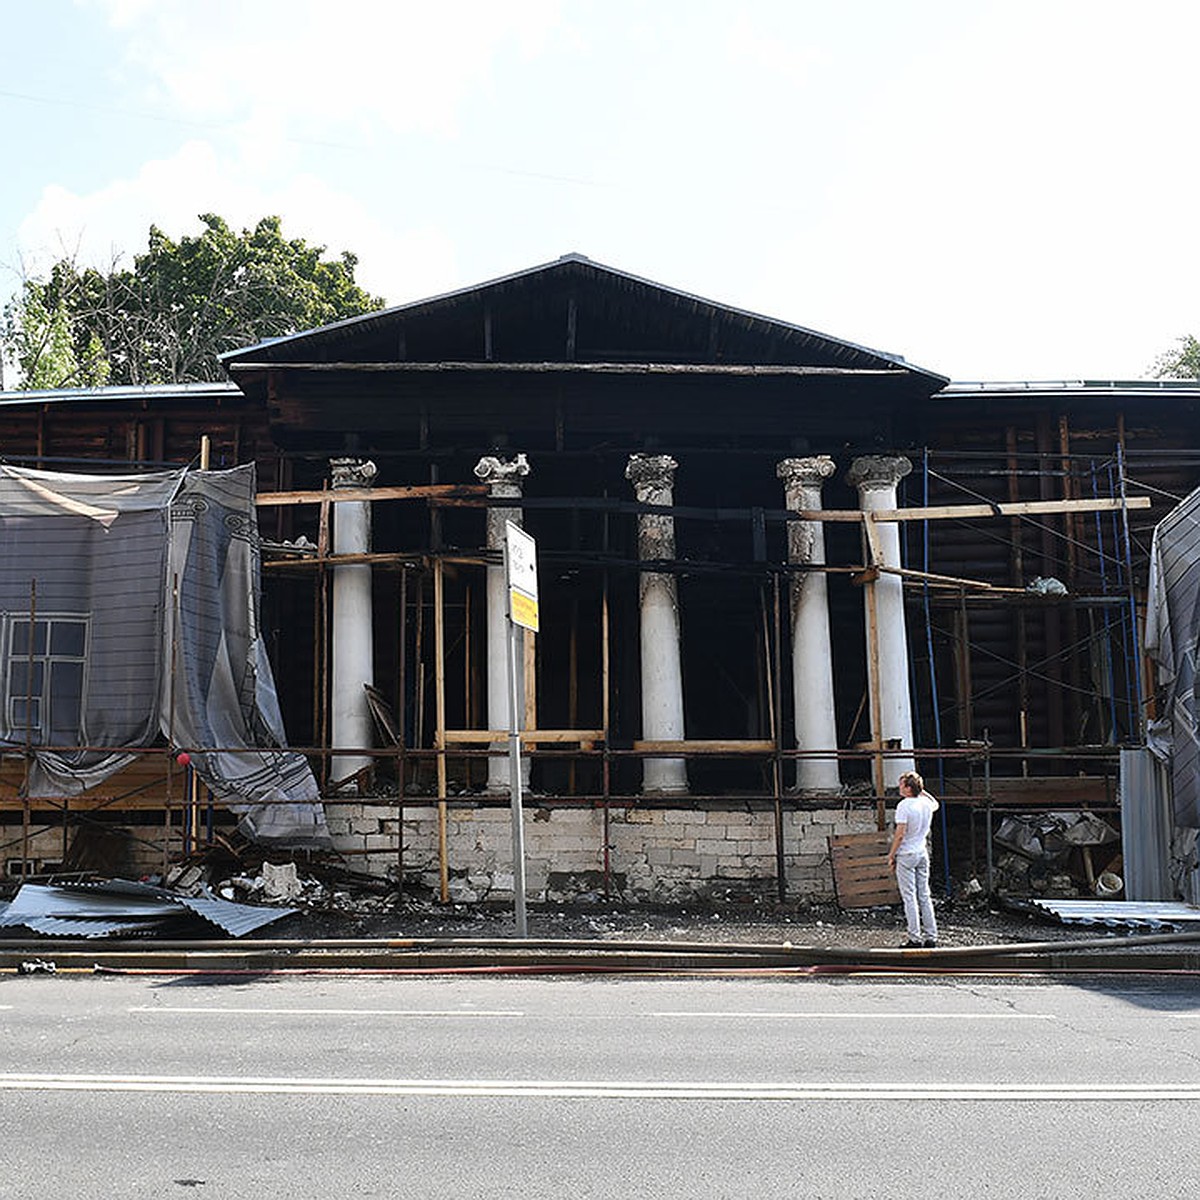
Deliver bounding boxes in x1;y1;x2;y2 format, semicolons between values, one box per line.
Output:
227;360;915;379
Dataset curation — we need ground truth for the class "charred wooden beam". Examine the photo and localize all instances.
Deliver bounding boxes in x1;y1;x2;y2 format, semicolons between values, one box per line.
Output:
227;360;904;377
255;482;486;506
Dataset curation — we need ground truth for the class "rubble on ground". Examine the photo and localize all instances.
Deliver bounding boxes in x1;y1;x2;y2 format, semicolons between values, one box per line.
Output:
0;832;1143;948
991;812;1121;898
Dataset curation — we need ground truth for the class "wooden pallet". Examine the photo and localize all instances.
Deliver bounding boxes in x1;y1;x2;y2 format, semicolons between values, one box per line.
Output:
829;831;901;909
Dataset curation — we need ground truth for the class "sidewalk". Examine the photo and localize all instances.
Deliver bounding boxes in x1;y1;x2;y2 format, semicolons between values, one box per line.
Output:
7;895;1198;977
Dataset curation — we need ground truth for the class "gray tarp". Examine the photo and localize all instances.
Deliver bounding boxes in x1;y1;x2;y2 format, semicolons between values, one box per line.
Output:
0;465;182;790
0;463;329;847
1145;486;1200;830
164;467;329;846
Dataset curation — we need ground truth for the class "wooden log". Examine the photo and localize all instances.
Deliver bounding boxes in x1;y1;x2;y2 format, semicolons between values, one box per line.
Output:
794;496;1151;523
865;573;885;813
631;739;776;754
601;584;611;736
871;496;1151;523
434;558;448;903
229;359;901;378
256;483;486;507
443;729;605;745
524;628;537;732
879;564;1028;594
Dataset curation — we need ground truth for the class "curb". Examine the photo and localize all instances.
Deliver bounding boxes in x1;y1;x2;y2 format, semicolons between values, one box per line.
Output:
4;936;1200;976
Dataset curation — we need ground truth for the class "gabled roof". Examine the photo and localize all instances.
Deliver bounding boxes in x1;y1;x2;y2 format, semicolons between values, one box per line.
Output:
220;253;948;389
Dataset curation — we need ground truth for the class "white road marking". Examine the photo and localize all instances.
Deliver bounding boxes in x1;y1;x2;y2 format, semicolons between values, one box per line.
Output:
124;1006;1050;1021
128;1007;524;1017
0;1074;1198;1100
650;1011;1055;1020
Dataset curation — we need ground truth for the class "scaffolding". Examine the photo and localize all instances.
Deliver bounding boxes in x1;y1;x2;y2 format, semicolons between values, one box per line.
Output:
1;441;1162;903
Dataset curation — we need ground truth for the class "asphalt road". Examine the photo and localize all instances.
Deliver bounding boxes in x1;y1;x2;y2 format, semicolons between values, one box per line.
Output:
2;971;1199;1198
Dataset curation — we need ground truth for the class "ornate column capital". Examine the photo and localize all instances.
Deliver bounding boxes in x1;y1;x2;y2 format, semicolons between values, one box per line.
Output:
777;455;836;498
474;453;530;495
846;454;912;493
626;454;678;502
779;456;835;567
329;457;378;489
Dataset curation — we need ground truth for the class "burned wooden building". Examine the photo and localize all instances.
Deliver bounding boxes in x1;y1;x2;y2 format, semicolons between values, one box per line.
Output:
2;255;1197;902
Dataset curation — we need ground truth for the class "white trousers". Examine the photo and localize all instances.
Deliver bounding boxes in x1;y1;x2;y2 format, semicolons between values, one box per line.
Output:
896;849;937;942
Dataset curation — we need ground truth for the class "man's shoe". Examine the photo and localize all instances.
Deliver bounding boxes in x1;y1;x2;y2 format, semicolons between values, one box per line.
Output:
899;939;924;949
923;938;938;948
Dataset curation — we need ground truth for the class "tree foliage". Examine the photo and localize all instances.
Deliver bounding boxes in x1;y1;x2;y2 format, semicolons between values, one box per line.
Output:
3;214;385;388
1151;334;1200;381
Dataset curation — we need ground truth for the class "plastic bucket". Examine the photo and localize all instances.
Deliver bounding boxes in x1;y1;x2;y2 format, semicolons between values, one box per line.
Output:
1093;871;1123;898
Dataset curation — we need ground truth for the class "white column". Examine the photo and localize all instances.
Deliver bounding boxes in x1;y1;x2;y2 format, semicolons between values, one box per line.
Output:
474;453;531;792
847;455;916;782
777;456;841;794
626;454;688;794
330;456;377;791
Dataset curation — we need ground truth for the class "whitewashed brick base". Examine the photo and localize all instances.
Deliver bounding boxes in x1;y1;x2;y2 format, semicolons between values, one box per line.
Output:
1;827;70;877
29;803;879;904
335;803;878;903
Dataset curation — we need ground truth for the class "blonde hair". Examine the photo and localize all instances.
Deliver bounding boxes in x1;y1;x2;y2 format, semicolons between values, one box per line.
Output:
898;770;924;793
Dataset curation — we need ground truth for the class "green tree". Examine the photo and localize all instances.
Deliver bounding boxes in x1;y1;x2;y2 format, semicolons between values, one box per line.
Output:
3;214;385;388
1151;334;1200;380
3;275;109;390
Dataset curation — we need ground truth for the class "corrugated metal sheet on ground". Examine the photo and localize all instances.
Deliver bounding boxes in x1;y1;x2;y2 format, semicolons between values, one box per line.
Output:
173;891;298;938
0;880;295;938
1029;900;1200;929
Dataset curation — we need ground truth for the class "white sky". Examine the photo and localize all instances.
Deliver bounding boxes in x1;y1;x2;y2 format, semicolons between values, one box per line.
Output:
3;0;1199;383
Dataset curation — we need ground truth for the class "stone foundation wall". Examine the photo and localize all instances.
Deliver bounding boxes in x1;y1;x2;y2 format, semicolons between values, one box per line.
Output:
327;802;879;904
2;827;70;878
10;803;881;905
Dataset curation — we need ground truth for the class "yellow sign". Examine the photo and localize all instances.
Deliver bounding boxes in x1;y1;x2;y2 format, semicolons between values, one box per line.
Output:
510;588;540;633
505;521;539;632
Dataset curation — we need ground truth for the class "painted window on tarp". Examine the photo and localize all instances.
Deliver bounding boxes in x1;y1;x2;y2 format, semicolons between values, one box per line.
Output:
4;615;89;745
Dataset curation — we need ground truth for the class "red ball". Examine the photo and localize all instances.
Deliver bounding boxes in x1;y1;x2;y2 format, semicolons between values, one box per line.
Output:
175;751;191;766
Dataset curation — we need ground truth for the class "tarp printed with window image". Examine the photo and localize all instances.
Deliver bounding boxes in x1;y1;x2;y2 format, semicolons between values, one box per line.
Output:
1146;484;1200;830
0;463;329;847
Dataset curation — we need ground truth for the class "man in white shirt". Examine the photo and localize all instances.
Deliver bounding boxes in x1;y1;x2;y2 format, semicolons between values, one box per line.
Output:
888;770;939;948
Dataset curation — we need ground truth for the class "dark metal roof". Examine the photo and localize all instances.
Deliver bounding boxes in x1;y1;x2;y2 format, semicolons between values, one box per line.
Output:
0;381;240;409
221;253;949;387
940;379;1200;401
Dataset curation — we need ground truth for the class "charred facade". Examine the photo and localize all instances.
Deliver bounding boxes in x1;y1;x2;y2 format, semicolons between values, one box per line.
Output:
2;255;1198;899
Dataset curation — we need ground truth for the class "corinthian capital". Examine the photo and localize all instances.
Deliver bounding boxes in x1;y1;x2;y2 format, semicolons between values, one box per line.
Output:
626;454;678;503
330;457;378;489
474;453;530;493
846;455;912;494
777;456;836;502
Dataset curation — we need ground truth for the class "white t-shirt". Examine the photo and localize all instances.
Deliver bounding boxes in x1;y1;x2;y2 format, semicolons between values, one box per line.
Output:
894;791;938;855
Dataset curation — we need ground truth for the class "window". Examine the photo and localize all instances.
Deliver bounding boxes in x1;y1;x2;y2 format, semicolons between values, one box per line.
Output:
5;615;89;745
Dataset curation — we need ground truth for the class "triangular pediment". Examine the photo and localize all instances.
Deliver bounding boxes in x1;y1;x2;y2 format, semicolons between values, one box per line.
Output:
221;254;945;385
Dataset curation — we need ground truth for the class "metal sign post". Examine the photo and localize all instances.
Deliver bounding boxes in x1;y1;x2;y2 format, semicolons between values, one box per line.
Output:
504;520;539;938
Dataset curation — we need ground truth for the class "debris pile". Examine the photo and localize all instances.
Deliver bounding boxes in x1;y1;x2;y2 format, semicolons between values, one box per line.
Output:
189;859;405;914
992;812;1120;897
